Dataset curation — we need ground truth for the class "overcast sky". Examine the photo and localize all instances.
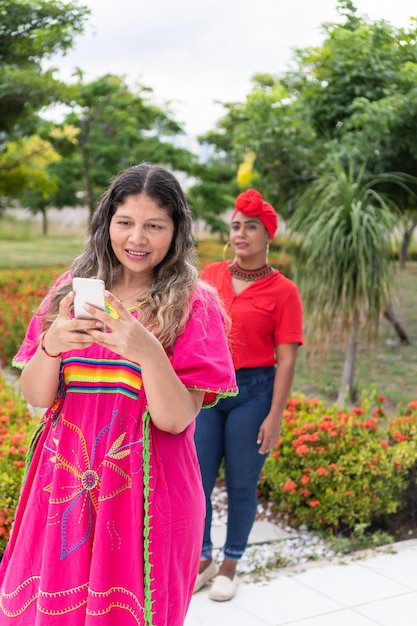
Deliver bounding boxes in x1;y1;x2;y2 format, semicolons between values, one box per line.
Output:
48;0;416;136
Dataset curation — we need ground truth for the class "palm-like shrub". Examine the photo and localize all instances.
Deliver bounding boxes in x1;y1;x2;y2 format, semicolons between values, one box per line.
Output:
289;158;410;405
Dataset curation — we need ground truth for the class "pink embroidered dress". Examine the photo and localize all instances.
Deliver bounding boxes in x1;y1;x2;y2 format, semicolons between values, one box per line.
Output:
0;275;237;626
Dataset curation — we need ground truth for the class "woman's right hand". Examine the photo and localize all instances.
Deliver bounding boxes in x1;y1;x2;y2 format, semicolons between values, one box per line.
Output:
42;291;106;356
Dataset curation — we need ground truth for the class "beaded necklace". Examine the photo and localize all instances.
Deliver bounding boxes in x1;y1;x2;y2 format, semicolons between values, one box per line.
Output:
229;259;273;282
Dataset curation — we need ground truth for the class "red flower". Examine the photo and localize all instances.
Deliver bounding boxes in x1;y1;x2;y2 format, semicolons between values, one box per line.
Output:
308;499;320;508
283;480;298;494
316;467;328;476
362;419;379;430
292;427;304;435
295;444;310;456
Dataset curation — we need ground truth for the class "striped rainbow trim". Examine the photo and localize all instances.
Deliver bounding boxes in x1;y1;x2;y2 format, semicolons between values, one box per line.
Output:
63;357;142;400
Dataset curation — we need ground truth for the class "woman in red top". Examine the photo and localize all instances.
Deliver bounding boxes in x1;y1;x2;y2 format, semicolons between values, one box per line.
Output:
194;188;303;601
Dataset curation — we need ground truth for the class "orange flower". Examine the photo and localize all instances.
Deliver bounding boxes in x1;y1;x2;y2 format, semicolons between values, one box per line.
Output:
283;480;298;494
308;499;320;507
362;419;379;430
301;474;310;485
295;444;310;456
316;467;328;477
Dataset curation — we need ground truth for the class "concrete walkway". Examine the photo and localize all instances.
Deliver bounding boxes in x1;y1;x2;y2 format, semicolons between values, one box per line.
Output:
186;534;417;625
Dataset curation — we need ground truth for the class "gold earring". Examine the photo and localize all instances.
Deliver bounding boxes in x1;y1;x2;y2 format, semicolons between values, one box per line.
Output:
266;243;270;263
223;241;231;261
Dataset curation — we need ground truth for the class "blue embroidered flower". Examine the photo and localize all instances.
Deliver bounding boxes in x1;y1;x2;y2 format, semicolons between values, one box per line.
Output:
44;409;143;559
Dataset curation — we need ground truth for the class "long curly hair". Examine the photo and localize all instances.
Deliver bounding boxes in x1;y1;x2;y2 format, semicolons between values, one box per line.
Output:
43;162;199;349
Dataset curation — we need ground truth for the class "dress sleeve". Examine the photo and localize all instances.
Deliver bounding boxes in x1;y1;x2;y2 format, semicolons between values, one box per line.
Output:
12;271;72;369
274;281;304;347
170;284;238;407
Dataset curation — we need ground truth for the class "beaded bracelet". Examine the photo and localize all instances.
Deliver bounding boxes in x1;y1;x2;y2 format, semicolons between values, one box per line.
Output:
40;331;62;358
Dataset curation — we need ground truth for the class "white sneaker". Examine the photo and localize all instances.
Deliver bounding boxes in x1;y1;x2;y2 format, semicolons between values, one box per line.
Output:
193;560;218;593
209;575;238;602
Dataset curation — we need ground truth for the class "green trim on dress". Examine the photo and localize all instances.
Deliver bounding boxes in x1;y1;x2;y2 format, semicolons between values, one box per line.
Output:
142;408;154;626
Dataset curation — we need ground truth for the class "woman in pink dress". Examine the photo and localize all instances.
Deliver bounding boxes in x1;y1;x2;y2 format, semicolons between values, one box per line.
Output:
0;163;237;626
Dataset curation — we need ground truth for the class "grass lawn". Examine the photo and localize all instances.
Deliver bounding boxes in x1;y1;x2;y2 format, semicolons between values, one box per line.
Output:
293;262;417;414
0;236;84;269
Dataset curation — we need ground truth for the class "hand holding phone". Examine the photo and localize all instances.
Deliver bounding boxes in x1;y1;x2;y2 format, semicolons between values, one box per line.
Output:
73;277;106;320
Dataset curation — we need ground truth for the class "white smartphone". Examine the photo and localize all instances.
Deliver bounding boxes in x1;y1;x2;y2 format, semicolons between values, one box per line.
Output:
73;277;106;320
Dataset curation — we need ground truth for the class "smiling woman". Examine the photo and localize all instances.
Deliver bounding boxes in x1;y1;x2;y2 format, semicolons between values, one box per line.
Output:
109;195;175;304
194;188;303;602
0;162;238;626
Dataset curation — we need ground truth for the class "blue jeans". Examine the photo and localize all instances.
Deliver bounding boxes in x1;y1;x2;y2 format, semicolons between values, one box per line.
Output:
194;366;275;560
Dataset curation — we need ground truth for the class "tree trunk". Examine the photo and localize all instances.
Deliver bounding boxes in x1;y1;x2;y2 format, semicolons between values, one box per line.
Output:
399;221;417;269
383;304;411;345
337;309;360;407
41;208;48;236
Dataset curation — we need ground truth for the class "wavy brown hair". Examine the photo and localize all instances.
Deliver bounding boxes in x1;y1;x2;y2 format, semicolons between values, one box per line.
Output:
43;162;199;349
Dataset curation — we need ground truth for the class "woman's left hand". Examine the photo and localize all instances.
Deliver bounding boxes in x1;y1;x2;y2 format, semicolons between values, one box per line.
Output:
83;290;159;363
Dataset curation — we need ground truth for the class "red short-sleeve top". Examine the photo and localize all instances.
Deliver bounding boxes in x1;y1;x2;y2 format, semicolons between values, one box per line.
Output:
201;261;303;370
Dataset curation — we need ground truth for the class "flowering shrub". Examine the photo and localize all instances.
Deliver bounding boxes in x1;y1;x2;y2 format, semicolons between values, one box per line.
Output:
0;371;39;553
260;393;417;533
0;268;60;367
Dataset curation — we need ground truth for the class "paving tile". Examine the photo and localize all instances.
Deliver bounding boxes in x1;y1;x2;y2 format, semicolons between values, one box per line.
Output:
356;591;417;626
186;541;417;626
358;545;417;589
231;576;343;624
292;561;410;606
282;608;383;626
185;587;269;626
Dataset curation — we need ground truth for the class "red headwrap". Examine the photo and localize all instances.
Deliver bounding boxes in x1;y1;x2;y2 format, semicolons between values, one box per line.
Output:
232;189;278;238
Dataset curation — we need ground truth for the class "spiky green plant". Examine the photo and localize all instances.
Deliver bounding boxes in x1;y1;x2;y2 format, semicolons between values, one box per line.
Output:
289;157;411;405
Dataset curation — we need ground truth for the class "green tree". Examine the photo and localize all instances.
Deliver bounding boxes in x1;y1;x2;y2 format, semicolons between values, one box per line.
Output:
0;0;90;213
291;0;417;262
203;1;417;253
0;0;89;137
186;154;237;238
39;74;198;217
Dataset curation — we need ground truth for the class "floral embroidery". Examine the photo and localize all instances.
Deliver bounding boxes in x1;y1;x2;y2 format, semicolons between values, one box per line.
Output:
44;409;143;560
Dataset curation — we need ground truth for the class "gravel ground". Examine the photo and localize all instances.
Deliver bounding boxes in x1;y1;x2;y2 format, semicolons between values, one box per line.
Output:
210;481;342;581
